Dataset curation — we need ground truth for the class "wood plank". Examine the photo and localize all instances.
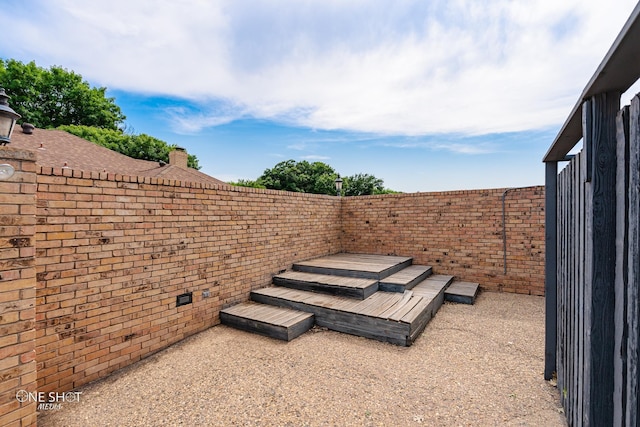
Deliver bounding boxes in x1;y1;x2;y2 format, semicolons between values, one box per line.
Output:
388;295;424;322
360;293;405;317
624;94;640;425
379;290;414;318
585;92;618;426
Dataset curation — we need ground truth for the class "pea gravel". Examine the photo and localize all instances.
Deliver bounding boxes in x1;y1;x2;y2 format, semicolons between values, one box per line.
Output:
39;292;566;426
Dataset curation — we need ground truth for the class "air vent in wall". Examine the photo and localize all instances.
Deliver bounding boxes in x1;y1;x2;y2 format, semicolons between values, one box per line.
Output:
176;292;193;307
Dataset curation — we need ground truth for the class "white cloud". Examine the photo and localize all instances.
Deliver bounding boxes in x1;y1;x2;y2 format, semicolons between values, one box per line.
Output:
377;139;500;154
1;0;638;136
300;155;331;161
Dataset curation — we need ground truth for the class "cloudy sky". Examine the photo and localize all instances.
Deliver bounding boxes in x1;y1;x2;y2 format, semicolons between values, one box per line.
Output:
1;0;638;191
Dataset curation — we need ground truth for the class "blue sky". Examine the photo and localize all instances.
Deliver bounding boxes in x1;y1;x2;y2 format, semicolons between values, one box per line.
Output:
1;0;639;192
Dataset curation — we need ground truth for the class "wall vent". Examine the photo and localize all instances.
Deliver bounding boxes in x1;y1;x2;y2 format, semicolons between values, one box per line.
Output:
176;292;193;307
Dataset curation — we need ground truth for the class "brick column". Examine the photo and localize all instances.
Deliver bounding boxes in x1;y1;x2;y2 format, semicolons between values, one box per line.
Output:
0;148;37;427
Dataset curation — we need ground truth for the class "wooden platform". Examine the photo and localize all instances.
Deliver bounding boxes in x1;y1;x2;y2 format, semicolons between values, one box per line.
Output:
293;253;412;280
273;271;379;299
220;253;471;346
378;265;432;292
445;281;480;304
251;275;453;346
220;302;314;341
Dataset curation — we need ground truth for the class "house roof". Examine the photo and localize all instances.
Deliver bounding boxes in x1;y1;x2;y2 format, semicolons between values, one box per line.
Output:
8;127;226;185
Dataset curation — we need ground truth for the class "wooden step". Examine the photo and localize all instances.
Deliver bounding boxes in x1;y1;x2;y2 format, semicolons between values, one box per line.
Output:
220;302;314;341
378;265;432;292
274;271;378;299
251;273;451;346
445;281;480;304
292;253;413;280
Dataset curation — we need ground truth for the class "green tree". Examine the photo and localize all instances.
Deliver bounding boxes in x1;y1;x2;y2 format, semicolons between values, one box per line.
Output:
258;160;339;194
0;59;125;130
252;159;397;195
229;179;266;189
343;173;385;196
59;125;200;169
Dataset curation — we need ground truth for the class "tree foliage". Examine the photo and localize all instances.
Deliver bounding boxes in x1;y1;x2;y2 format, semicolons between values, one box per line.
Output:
229;179;266;189
258;160;339;194
0;59;125;130
59;125;200;169
343;173;385;196
232;159;397;195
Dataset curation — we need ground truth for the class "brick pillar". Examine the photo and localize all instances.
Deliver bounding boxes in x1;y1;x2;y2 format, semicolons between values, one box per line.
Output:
0;148;37;427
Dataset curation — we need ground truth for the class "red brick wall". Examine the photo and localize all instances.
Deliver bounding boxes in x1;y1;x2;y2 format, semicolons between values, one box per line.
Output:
0;148;37;427
31;166;545;398
341;186;545;295
34;167;341;393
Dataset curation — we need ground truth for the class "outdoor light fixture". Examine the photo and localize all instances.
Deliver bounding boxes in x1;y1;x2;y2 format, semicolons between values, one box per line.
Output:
0;88;20;145
334;176;343;197
0;164;15;181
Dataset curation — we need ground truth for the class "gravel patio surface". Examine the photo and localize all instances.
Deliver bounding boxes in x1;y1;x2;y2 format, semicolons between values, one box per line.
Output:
39;292;566;426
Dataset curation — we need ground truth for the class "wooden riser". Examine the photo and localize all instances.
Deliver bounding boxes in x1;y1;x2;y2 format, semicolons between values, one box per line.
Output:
220;303;314;341
292;253;413;280
378;265;433;292
273;271;378;300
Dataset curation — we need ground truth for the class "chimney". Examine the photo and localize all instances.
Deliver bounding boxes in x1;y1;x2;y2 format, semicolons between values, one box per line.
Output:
21;123;34;134
169;147;188;168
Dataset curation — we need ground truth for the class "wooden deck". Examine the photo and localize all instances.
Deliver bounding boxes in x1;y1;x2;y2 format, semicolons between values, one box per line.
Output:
221;253;477;345
293;253;412;279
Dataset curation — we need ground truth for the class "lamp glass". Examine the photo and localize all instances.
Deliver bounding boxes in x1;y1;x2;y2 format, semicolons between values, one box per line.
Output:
0;115;15;142
0;164;15;181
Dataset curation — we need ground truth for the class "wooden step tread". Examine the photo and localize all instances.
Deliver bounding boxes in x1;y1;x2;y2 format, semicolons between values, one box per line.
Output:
220;302;315;341
222;302;313;327
378;265;432;292
276;271;377;289
273;271;379;299
380;265;432;284
445;281;480;304
292;253;413;279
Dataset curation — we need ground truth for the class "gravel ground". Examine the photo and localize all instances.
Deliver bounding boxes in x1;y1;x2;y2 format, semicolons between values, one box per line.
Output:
39;292;566;427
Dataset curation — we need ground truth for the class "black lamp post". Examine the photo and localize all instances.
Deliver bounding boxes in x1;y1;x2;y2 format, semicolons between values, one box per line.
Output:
0;88;21;145
334;176;343;197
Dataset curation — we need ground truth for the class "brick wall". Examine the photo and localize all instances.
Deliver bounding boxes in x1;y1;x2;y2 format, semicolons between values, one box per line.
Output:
0;148;37;427
342;186;545;295
27;165;544;402
34;167;341;394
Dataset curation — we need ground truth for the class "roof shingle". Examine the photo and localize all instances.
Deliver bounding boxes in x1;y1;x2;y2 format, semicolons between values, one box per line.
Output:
8;128;225;185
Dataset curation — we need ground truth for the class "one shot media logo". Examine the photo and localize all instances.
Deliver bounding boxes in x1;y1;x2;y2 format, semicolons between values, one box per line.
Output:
15;390;82;411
